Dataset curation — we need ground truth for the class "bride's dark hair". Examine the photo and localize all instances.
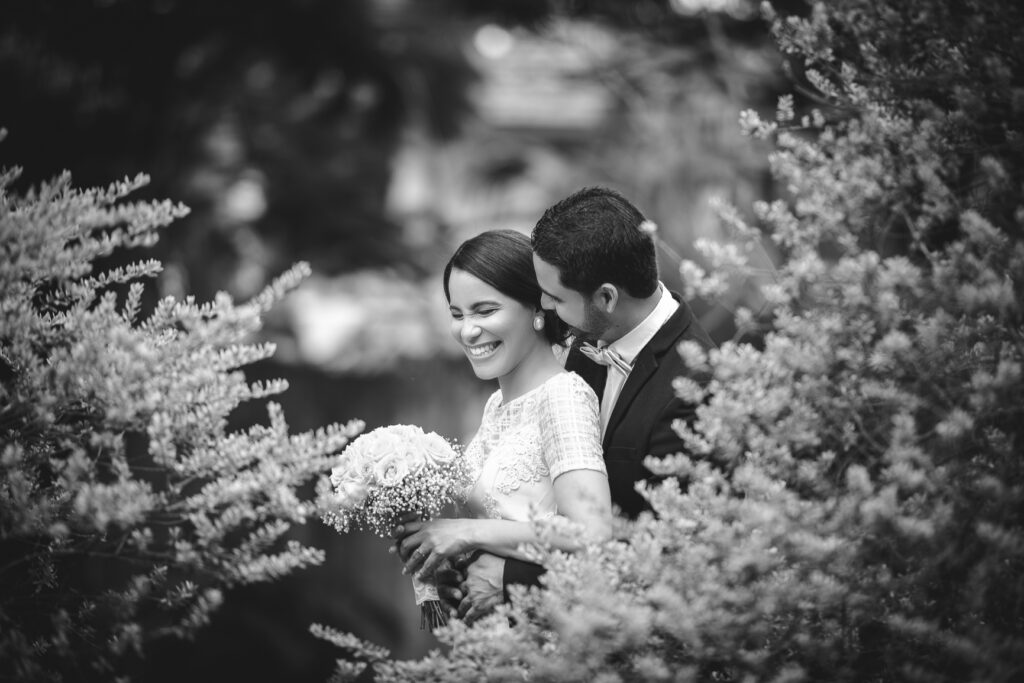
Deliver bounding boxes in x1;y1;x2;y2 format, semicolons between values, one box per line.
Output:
443;229;568;346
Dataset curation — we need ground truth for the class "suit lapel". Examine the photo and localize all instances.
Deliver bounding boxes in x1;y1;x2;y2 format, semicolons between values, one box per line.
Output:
602;295;696;448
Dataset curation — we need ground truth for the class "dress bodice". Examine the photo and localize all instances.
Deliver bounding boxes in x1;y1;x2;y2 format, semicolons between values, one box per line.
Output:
463;371;606;522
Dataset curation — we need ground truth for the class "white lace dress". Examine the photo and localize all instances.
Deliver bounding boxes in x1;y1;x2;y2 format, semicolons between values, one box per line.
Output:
463;371;607;522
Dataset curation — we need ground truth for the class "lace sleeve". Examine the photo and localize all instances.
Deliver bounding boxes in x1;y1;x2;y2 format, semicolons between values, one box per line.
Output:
536;373;607;481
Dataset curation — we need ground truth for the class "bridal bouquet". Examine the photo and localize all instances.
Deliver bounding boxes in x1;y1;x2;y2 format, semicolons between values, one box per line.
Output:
322;424;467;628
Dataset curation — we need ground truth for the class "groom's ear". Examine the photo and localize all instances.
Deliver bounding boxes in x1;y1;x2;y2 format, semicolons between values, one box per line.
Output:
591;283;619;313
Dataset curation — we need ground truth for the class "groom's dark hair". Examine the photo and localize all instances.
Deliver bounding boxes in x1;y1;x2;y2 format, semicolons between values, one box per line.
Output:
531;186;658;298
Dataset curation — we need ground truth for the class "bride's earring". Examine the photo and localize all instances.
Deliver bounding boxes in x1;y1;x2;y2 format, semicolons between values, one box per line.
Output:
533;314;545;331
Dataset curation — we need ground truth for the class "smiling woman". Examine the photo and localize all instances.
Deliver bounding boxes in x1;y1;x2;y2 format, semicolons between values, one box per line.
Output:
393;230;612;604
443;229;567;401
447;269;548;396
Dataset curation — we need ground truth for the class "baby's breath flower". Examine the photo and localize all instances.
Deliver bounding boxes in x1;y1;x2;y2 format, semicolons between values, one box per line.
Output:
322;424;467;538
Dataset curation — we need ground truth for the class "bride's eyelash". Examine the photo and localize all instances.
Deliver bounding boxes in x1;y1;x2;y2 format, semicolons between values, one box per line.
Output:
450;304;499;320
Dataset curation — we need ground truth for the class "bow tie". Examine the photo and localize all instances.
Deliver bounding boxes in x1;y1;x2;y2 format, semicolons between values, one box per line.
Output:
579;342;632;375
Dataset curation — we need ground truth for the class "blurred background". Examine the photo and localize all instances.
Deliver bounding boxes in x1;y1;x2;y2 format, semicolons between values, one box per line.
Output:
1;0;795;679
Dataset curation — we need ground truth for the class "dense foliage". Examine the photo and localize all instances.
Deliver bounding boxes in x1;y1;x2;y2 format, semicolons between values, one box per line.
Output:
321;1;1024;680
0;148;361;680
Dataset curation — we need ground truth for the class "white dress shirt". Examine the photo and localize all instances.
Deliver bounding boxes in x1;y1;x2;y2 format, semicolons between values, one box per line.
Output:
598;283;678;437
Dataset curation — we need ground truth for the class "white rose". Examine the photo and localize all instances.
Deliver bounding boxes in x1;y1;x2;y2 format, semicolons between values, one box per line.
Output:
373;451;410;487
402;444;428;475
384;425;431;475
336;480;370;508
330;460;358;488
421;431;457;465
331;449;370;485
386;424;423;443
352;428;401;484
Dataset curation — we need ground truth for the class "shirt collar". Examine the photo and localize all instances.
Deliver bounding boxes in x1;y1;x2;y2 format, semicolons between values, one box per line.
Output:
605;283;678;364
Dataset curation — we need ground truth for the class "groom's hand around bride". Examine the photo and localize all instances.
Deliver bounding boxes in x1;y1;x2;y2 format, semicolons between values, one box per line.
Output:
454;552;504;624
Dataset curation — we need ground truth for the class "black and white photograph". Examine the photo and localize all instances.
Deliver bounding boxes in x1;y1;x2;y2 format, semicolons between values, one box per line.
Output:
2;0;1022;681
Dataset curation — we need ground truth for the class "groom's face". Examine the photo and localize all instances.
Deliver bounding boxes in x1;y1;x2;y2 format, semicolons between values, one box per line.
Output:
533;254;612;342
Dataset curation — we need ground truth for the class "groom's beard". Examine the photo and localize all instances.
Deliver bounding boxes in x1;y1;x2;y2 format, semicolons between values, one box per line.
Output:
569;302;613;343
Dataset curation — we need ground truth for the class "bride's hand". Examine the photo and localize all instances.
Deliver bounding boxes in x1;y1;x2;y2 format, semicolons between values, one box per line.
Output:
388;511;420;539
397;519;473;579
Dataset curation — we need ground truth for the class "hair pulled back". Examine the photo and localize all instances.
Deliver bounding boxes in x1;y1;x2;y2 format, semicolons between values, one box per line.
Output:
443;229;567;345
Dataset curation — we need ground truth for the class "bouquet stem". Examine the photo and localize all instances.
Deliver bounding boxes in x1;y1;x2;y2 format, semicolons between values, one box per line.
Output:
412;576;448;631
420;600;448;631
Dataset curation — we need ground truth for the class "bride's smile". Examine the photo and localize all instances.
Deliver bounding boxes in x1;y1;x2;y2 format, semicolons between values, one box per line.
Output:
465;341;501;359
446;267;555;400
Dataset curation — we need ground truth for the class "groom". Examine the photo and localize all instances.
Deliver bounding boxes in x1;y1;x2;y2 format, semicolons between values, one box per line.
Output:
442;186;716;621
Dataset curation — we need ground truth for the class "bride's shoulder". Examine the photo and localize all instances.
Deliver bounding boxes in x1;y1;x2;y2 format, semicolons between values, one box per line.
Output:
481;387;504;412
534;372;599;424
541;370;597;401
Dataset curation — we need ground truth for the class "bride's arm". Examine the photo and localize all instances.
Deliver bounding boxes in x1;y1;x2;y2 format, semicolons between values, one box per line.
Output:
397;469;611;576
399;374;612;579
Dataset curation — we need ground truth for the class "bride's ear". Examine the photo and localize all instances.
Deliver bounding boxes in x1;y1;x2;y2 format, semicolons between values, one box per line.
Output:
591;283;619;313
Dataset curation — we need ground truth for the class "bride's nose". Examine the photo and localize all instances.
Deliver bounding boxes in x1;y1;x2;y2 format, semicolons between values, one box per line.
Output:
460;321;481;343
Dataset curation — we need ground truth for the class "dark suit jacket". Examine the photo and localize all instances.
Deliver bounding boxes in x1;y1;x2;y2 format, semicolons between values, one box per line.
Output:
503;294;716;595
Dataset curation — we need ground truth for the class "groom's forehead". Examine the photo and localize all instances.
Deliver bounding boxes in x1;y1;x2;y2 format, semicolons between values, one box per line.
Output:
539;278;582;305
533;258;565;287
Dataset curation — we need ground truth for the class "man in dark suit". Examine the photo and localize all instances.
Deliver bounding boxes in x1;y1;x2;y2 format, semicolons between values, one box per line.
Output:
446;186;715;621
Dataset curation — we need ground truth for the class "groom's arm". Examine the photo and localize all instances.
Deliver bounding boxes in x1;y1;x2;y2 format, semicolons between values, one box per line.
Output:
502;557;545;600
452;554;545;621
450;552;506;623
649;332;715;462
648;391;698;459
641;341;715;503
613;340;712;521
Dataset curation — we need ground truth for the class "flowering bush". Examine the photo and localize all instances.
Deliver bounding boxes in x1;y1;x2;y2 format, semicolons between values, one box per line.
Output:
0;142;361;680
321;1;1024;681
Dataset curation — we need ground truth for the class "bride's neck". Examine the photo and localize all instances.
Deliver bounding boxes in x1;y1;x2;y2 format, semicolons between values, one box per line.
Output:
497;342;562;403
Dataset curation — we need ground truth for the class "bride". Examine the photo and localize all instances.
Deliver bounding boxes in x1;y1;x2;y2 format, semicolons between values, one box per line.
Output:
394;229;612;588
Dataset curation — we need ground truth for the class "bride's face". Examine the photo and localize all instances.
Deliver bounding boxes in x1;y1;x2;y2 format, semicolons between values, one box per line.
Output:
447;268;543;381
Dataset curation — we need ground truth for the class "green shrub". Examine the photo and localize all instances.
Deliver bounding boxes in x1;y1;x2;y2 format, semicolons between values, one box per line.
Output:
0;143;361;680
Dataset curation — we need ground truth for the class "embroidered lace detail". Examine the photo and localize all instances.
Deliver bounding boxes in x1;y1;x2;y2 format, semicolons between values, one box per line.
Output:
468;393;551;495
463;372;605;523
494;440;549;494
480;491;502;520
